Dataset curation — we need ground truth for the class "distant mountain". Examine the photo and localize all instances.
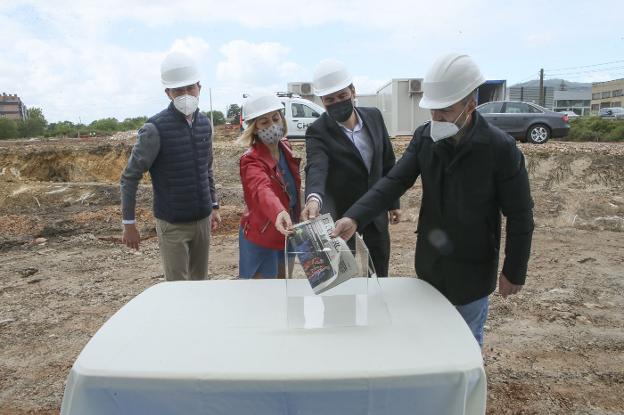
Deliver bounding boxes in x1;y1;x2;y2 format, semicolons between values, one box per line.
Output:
509;79;591;91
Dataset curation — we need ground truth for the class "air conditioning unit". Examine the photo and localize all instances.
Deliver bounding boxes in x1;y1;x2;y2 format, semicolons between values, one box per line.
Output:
300;82;313;95
408;79;422;94
288;82;314;96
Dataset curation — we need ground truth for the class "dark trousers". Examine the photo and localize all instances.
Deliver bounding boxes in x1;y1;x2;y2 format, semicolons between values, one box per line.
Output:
359;223;390;278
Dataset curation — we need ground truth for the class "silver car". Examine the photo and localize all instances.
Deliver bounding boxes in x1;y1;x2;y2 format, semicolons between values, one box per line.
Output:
476;101;570;144
598;107;624;119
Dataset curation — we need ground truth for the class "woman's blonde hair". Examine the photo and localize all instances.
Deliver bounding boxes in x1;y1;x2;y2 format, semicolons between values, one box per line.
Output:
236;110;288;147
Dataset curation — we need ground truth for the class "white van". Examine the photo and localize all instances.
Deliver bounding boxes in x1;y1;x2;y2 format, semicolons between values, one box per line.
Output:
241;93;325;139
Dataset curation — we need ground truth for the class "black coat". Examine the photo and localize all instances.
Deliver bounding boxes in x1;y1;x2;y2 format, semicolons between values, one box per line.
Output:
304;107;400;232
344;112;534;305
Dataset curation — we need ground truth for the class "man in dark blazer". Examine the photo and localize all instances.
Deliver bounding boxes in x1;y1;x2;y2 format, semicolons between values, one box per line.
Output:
301;59;400;278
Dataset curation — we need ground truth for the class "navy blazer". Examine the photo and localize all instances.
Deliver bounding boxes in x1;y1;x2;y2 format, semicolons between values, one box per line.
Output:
304;106;400;232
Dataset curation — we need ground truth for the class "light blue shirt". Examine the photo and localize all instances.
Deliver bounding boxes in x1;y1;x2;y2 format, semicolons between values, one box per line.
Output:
305;110;374;208
337;110;373;173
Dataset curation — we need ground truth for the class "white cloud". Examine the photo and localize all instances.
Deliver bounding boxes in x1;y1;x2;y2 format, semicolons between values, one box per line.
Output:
2;0;624;122
0;25;205;122
169;37;210;59
209;40;305;113
216;40;304;88
352;76;388;95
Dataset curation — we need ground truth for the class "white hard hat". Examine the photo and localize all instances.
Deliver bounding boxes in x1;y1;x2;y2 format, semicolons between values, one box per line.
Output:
242;94;284;121
313;59;353;97
161;51;200;89
419;53;485;109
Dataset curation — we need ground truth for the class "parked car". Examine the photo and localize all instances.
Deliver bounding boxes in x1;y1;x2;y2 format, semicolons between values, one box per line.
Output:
241;93;325;139
598;107;624;119
476;101;570;144
557;110;579;118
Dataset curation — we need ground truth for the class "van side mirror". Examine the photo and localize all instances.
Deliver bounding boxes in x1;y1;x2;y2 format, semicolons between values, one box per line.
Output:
312;112;320;117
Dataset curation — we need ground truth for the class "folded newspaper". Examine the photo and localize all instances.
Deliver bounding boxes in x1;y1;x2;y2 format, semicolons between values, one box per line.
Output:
288;213;360;294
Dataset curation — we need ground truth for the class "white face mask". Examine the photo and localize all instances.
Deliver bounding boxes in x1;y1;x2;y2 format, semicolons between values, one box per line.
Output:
429;104;470;142
173;94;199;116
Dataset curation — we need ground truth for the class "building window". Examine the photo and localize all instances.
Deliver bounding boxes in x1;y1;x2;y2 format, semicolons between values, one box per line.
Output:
591;104;599;111
612;101;622;107
600;102;611;109
592;93;601;99
602;91;611;99
613;89;623;97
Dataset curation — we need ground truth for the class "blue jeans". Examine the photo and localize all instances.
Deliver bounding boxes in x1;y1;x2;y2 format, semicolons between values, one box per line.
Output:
456;296;489;348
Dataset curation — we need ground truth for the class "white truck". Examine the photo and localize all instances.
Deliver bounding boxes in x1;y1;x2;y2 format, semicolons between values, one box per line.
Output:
241;92;325;139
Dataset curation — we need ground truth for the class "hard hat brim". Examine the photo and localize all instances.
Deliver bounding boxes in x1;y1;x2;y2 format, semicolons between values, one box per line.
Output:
162;77;201;89
314;79;353;97
244;103;285;122
419;78;486;109
419;95;460;110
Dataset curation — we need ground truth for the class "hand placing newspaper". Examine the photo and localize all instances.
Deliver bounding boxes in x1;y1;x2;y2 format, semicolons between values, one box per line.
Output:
288;213;360;294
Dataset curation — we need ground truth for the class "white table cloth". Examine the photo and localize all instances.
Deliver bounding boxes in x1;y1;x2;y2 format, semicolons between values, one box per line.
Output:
60;278;486;415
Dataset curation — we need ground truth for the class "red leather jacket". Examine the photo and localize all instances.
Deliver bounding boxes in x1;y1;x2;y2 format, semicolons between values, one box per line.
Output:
240;138;301;250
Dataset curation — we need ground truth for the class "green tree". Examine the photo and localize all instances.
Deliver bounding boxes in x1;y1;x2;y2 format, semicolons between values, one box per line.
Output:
120;116;148;131
89;117;119;133
47;121;77;137
0;117;19;139
226;104;241;122
18;107;47;138
204;110;226;125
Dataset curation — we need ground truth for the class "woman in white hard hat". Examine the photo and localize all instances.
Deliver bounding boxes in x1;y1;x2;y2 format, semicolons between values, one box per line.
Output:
237;94;301;279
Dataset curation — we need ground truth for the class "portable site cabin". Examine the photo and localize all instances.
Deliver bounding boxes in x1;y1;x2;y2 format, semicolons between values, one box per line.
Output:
377;79;507;137
355;94;378;108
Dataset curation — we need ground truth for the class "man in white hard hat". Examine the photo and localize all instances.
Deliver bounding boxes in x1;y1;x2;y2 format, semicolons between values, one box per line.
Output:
332;53;534;347
120;51;221;280
301;59;401;278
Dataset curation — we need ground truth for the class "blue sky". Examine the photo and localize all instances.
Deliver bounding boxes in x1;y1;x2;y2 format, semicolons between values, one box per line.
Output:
1;0;623;123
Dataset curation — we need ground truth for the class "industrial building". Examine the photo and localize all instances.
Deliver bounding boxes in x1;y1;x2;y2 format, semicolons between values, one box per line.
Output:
553;89;592;116
0;93;27;121
508;86;554;109
591;78;624;113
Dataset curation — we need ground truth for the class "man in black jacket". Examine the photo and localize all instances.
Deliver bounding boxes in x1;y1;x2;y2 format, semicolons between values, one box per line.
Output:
301;59;400;278
332;53;534;347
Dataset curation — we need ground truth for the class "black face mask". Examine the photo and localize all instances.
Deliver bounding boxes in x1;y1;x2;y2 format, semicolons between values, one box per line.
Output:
326;98;354;123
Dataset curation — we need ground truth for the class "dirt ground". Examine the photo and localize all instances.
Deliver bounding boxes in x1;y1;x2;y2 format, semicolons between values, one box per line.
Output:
0;128;623;414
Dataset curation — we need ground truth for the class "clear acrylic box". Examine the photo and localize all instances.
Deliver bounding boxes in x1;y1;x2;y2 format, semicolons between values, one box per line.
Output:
285;232;391;329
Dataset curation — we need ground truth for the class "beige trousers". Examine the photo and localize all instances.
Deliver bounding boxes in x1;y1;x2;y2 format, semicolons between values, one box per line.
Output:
155;216;211;281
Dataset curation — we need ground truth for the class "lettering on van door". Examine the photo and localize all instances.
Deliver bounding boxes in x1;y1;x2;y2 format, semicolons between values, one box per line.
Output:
291;103;321;132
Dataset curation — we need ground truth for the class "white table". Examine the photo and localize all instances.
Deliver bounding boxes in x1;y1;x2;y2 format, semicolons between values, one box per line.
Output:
60;278;486;415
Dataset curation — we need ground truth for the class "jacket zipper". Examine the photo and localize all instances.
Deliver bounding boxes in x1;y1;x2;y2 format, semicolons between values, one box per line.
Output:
260;220;271;233
187;118;203;214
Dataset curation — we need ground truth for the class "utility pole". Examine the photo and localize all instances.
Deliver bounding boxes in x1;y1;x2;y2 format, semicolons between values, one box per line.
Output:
539;68;544;107
209;88;214;129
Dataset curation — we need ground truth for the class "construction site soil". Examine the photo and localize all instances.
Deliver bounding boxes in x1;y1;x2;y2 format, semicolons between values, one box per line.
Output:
1;127;623;414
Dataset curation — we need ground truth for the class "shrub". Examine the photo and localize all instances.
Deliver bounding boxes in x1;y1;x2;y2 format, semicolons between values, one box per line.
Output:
0;118;19;139
566;117;624;142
